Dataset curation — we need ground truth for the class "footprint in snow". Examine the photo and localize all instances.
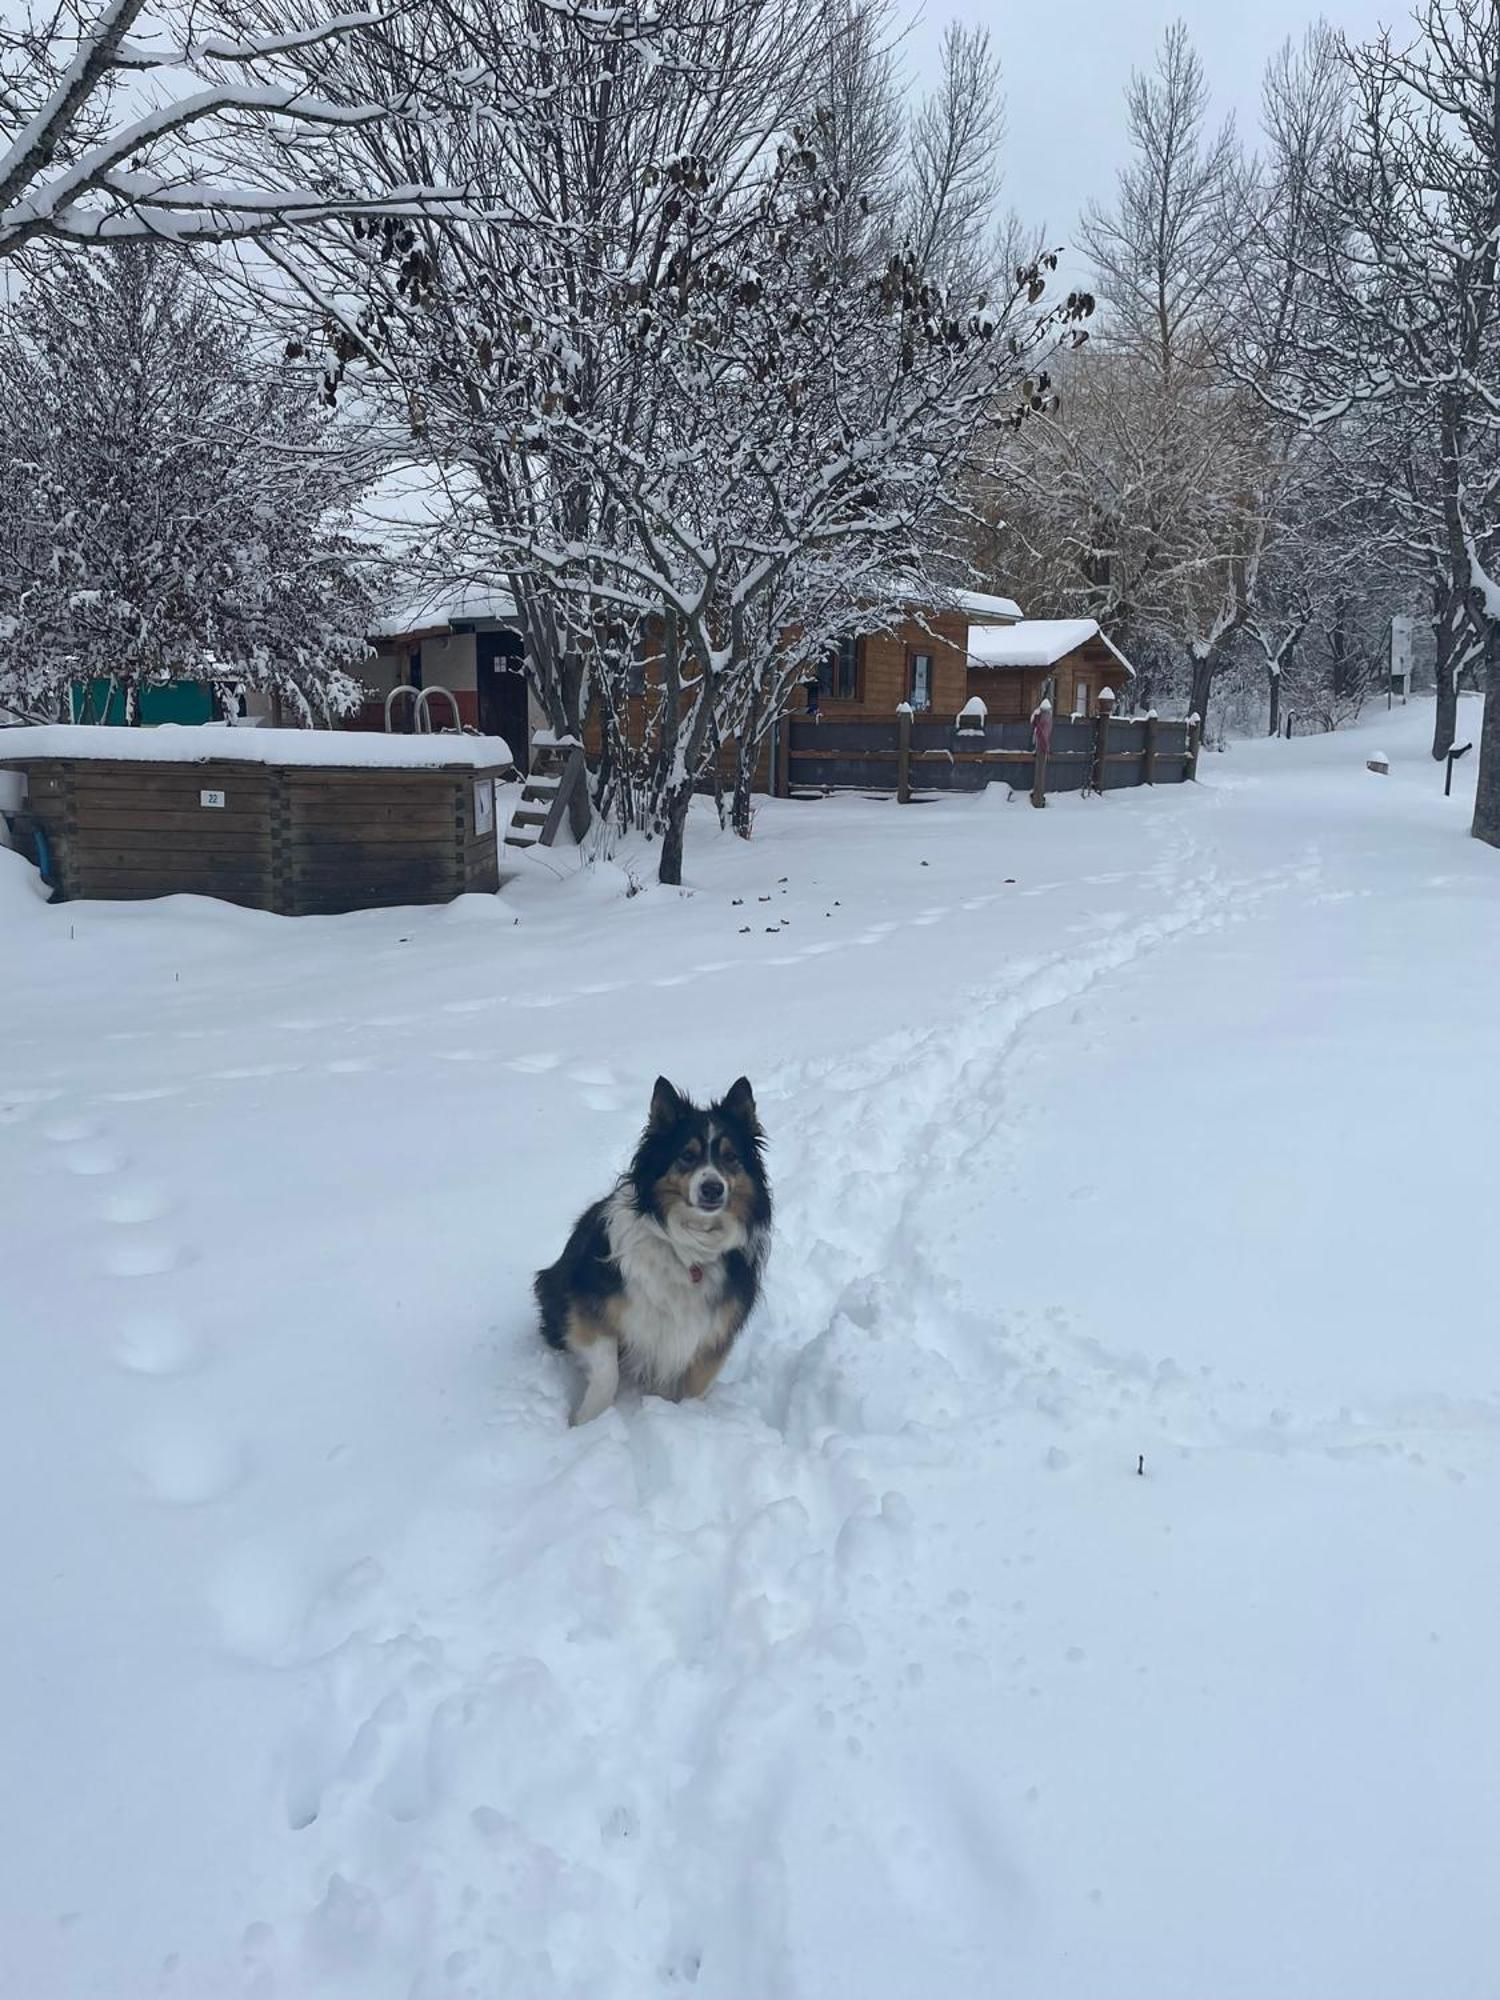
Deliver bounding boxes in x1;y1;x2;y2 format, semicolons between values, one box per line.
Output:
111;1309;201;1377
127;1421;249;1505
100;1182;174;1225
63;1141;126;1177
101;1235;182;1279
507;1052;561;1074
42;1113;102;1143
568;1062;618;1087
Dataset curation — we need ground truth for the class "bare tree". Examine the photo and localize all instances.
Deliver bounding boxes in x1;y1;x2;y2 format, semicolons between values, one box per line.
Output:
1064;22;1266;728
1082;20;1240;382
229;0;1083;880
0;0;470;264
1274;0;1500;843
903;22;1005;294
0;245;373;722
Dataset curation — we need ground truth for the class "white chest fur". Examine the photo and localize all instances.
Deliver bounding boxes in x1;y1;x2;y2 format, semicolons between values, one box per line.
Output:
603;1190;743;1391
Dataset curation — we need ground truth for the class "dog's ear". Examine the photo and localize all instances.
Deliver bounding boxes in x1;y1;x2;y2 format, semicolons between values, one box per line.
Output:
647;1076;685;1130
719;1076;758;1128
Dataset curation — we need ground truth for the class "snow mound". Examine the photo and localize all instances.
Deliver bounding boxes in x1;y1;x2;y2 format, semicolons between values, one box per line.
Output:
0;724;513;770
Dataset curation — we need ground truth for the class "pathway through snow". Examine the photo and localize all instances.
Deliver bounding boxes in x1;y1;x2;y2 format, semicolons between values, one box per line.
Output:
2;698;1498;1999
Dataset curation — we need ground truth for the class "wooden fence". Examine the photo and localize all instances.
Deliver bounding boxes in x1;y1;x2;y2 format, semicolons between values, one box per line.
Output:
779;703;1200;801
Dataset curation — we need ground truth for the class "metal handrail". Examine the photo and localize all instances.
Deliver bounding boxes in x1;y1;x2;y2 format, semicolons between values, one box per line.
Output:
416;686;462;734
384;684;421;732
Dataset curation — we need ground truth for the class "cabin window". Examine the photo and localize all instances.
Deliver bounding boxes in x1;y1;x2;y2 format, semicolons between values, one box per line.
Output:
1074;679;1090;718
908;651;934;711
818;633;859;701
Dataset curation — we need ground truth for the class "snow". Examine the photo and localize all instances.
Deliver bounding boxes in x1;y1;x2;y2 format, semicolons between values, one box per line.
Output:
967;617;1134;677
0;723;513;769
959;695;986;719
953;587;1024;623
369;585;521;639
2;694;1498;1999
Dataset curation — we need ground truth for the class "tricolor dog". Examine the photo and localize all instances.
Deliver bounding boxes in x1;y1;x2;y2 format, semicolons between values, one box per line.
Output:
535;1076;771;1424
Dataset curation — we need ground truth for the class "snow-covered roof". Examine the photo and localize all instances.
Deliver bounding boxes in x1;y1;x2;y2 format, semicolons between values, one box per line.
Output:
0;724;513;770
955;589;1024;624
967;618;1135;677
371;586;520;640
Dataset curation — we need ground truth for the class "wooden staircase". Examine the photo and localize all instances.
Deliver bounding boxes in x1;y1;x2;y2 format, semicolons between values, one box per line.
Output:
504;742;586;852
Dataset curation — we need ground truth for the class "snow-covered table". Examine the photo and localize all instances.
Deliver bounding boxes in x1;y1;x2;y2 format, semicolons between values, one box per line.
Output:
0;724;515;914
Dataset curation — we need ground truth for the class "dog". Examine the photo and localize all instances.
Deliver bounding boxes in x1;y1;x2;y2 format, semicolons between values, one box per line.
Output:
535;1075;771;1425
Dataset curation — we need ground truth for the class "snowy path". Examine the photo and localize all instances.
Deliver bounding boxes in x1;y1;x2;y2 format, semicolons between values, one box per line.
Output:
3;697;1498;1998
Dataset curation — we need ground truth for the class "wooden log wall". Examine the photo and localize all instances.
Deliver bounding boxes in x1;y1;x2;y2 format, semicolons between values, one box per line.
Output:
3;758;506;914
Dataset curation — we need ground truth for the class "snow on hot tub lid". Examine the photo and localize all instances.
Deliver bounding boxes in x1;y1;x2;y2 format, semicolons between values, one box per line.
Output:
0;723;514;771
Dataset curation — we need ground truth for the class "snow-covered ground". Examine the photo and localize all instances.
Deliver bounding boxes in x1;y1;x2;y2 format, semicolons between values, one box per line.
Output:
3;695;1497;2000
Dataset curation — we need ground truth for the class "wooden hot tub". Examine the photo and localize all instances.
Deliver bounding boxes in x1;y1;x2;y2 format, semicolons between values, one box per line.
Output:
0;724;516;915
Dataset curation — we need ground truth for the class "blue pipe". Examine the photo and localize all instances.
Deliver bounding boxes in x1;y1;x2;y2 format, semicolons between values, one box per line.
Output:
3;812;54;889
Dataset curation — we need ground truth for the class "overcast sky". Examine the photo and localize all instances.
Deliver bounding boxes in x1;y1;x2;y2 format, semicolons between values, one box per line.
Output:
908;0;1408;283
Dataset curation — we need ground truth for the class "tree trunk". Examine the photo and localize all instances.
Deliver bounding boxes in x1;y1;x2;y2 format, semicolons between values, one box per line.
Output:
1433;670;1459;763
1471;635;1500;849
732;752;754;838
659;782;693;885
1267;671;1280;738
1188;655;1214;735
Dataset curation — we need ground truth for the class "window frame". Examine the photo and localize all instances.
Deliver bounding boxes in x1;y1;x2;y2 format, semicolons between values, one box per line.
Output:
907;648;935;712
818;632;861;703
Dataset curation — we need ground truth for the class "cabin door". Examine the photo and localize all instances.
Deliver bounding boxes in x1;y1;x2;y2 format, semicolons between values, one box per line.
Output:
476;631;530;774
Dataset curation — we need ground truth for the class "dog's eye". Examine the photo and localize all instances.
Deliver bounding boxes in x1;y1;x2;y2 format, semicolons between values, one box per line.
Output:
717;1146;739;1171
677;1148;701;1170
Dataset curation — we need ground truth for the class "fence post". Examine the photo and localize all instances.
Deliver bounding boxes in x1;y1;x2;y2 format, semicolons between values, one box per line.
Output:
1029;697;1051;807
1187;711;1202;781
896;702;913;804
1090;686;1116;794
1143;708;1158;785
774;720;790;799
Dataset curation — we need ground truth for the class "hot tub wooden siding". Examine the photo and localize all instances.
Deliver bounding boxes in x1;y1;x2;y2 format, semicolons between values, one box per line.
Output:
4;756;508;914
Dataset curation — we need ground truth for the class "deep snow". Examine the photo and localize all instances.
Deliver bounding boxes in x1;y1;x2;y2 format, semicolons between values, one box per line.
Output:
2;696;1497;2000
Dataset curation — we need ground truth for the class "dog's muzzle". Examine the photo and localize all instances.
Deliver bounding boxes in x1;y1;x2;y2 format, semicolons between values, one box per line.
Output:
694;1173;726;1211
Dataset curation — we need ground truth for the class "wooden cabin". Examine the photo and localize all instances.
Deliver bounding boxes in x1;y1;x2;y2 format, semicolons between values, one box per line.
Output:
359;588;548;774
965;619;1135;721
796;592;1022;721
576;589;1025;779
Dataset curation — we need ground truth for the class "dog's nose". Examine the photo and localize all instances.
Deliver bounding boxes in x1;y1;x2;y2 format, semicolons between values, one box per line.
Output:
698;1178;725;1208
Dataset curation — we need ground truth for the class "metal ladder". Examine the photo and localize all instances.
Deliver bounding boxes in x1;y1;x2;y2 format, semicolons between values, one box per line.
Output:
384;685;463;733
